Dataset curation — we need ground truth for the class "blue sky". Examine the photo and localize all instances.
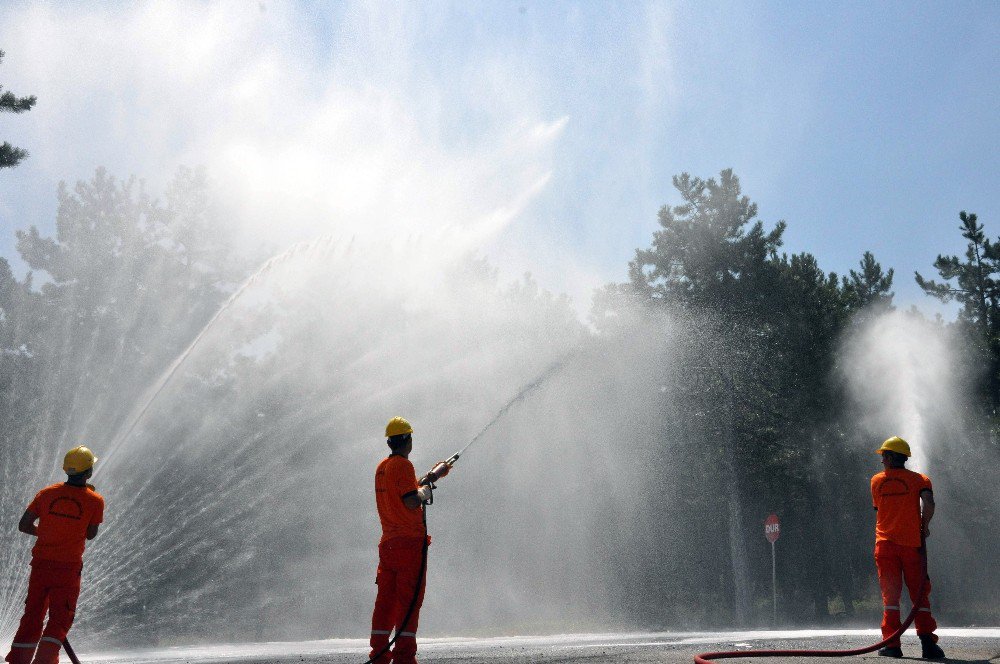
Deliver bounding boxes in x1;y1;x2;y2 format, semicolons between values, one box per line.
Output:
0;1;996;314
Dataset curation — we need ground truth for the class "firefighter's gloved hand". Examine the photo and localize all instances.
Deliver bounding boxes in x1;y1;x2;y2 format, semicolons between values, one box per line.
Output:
416;485;433;504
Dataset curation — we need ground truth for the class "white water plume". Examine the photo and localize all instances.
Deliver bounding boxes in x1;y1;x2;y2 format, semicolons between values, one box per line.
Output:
837;309;1000;620
838;309;968;473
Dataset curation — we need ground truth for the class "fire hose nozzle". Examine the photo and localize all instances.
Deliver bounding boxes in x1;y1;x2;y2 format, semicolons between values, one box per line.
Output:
419;454;460;487
428;461;451;481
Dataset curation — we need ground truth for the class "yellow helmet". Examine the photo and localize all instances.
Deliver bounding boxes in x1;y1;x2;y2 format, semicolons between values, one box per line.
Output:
63;446;98;474
385;416;413;438
876;436;911;457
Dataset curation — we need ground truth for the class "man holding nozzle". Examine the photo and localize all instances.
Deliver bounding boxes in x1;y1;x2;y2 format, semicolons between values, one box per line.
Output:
871;436;944;659
5;446;104;664
369;417;450;664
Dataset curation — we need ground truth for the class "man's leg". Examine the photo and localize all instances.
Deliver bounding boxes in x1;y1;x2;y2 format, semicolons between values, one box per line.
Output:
5;567;49;664
875;542;904;650
900;547;943;658
32;568;80;664
900;546;937;636
370;558;398;664
389;539;426;664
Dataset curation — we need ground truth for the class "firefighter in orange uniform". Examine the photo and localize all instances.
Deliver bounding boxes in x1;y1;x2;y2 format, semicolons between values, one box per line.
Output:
5;446;104;664
871;436;944;659
369;417;434;664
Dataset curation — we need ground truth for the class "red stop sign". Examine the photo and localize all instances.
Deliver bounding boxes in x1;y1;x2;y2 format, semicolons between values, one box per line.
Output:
765;514;780;543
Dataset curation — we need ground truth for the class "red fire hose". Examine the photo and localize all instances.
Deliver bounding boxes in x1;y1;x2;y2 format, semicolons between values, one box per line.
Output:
694;544;929;664
62;639;82;664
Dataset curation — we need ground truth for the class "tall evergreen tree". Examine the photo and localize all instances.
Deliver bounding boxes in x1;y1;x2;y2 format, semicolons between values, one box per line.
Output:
915;211;1000;419
0;50;37;170
629;169;786;312
597;169;901;624
610;171;790;623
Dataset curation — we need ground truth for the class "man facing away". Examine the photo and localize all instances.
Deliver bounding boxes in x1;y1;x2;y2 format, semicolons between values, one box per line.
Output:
369;417;434;664
5;446;104;664
871;436;944;659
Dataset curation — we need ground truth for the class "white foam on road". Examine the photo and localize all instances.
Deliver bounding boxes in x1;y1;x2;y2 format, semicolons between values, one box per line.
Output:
79;629;1000;663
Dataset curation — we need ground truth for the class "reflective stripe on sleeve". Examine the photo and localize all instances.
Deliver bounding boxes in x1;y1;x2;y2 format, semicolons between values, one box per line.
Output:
398;632;417;638
39;637;62;646
884;605;900;611
370;630;392;635
11;643;37;649
918;607;932;612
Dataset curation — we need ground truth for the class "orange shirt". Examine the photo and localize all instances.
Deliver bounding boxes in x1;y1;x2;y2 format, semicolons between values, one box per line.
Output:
871;468;931;548
375;455;423;543
28;483;105;564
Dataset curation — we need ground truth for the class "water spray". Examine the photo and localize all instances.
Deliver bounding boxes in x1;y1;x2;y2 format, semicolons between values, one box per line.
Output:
363;353;572;664
694;536;932;664
98;234;344;471
417;352;573;487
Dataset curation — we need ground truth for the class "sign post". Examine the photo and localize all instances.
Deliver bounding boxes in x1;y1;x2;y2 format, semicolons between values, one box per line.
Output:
764;513;780;624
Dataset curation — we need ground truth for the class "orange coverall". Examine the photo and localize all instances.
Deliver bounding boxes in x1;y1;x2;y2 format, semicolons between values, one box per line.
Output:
5;483;104;664
370;455;428;664
871;468;938;647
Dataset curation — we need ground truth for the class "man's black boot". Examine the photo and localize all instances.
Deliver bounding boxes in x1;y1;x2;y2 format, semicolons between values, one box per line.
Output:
919;634;945;659
878;647;903;658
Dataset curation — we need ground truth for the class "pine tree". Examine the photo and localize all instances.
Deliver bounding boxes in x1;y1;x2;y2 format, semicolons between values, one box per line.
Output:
628;169;786;311
598;170;900;623
0;50;38;170
915;210;1000;419
844;251;894;311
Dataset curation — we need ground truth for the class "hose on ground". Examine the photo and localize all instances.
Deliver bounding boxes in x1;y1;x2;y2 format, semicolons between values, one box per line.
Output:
61;639;82;664
694;544;929;664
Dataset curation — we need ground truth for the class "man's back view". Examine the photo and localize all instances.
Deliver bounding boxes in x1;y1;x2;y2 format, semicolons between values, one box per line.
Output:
5;446;104;664
871;436;944;660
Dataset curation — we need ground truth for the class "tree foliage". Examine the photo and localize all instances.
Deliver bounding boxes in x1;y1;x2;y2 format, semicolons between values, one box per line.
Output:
915;210;1000;418
629;169;786;312
598;169;898;624
844;251;894;312
0;50;37;170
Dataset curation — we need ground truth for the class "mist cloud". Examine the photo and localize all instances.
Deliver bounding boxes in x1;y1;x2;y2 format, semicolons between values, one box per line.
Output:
1;1;570;265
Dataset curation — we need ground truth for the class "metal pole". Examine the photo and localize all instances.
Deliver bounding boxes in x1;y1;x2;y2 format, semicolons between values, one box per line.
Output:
771;540;777;624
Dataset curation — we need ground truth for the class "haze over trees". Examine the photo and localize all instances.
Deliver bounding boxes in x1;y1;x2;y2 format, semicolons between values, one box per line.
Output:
594;170;997;628
0;166;996;645
0;50;36;170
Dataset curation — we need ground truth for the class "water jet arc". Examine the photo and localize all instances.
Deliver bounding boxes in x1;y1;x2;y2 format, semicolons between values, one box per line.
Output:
361;355;572;664
99;235;339;469
448;352;573;466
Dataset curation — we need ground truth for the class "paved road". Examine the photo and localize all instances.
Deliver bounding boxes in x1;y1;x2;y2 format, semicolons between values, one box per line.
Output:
84;629;1000;664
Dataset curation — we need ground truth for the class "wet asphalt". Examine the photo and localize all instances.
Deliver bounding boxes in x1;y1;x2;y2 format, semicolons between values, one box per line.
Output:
87;632;999;664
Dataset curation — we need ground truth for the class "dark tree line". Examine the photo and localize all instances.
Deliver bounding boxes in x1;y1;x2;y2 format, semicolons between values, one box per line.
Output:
593;170;997;626
0;166;996;645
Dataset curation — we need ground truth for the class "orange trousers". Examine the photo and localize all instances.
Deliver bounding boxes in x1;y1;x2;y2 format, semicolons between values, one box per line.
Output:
369;536;427;664
4;560;82;664
875;541;937;647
